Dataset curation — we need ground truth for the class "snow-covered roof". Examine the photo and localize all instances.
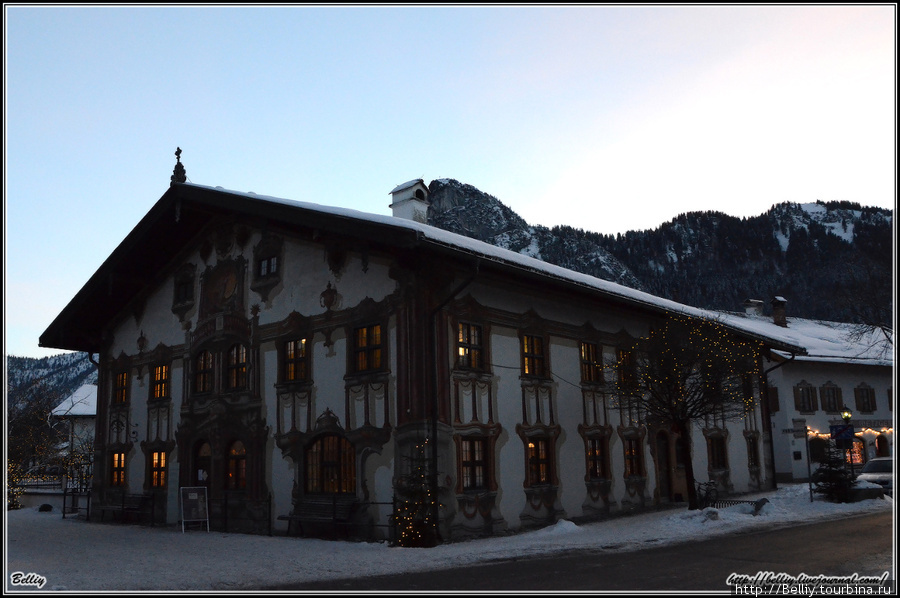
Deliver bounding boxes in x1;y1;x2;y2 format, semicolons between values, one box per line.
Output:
184;183;811;353
389;179;425;194
714;312;893;367
52;384;97;417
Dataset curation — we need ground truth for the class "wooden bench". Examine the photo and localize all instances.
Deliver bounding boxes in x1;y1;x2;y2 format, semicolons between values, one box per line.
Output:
278;495;356;537
96;493;155;526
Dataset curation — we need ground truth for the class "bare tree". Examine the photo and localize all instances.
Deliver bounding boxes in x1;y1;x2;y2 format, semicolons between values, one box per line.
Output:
7;380;67;508
610;314;762;509
834;250;893;350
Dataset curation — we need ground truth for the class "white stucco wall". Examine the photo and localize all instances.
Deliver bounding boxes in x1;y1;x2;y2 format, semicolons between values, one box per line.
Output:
767;359;893;482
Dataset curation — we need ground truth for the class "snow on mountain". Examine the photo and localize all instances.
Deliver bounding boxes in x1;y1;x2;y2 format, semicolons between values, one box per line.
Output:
427;178;646;291
424;181;892;324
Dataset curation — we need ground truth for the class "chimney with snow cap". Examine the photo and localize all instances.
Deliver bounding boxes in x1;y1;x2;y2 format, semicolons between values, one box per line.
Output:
771;296;788;327
742;299;764;316
389;179;430;223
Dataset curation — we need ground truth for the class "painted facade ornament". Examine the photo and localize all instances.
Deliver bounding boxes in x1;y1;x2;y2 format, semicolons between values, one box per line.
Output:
319;281;340;311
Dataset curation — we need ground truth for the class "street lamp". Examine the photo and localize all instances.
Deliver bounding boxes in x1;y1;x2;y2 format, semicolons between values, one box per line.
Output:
840;408;855;477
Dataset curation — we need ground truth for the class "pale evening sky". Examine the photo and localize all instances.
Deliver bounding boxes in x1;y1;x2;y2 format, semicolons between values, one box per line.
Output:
3;4;896;358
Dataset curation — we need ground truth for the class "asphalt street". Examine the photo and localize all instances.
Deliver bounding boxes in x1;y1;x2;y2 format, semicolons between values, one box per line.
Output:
270;510;895;592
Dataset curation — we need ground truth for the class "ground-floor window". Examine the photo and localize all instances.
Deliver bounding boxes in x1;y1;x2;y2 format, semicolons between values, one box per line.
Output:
623;437;643;477
306;435;355;494
586;437;609;480
460;437;488;491
708;436;728;470
746;435;760;468
527;438;552;486
150;451;167;487
110;452;126;486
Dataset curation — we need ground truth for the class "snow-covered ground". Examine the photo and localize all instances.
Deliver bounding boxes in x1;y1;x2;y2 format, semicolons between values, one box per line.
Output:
5;484;894;592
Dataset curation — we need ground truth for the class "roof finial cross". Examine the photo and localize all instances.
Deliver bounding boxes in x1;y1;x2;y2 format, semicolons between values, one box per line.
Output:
171;147;187;185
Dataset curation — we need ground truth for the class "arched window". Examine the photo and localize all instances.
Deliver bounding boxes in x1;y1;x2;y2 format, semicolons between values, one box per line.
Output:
306;435;355;494
226;441;247;490
226;344;248;390
194;351;213;394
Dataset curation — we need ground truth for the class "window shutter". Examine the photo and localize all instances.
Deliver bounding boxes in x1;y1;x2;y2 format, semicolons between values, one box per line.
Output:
768;387;780;413
793;386;802;411
854;387;862;412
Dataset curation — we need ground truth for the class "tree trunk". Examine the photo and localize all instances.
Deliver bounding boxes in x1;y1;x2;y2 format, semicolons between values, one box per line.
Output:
676;420;700;510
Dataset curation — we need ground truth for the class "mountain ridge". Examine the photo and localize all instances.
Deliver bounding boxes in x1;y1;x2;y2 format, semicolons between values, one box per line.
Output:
426;178;892;323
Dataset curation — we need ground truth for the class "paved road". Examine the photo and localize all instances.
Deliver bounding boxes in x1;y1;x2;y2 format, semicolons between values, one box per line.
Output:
270;510;894;592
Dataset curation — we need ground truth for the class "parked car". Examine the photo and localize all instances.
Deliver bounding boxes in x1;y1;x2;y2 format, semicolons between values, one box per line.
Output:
855;457;893;496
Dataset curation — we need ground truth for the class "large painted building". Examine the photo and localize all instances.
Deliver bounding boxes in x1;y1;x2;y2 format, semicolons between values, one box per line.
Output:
41;166;809;540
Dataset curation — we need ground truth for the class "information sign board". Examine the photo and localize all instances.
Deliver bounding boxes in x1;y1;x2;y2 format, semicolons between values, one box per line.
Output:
180;486;209;532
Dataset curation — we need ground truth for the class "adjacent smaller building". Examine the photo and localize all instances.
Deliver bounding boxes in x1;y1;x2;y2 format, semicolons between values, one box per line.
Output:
720;299;893;483
52;383;98;487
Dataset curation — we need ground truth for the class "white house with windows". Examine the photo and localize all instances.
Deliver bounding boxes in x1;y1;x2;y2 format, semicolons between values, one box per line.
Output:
51;383;98;486
718;299;893;483
41;163;812;541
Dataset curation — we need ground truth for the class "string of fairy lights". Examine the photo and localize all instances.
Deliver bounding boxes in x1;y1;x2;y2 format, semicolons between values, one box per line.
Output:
806;426;894;439
392;438;439;547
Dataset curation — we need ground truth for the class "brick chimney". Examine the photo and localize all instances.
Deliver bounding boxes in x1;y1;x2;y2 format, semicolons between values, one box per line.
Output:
771;296;788;327
389;179;430;223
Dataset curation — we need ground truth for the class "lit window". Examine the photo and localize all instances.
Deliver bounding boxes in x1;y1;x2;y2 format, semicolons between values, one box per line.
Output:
194;351;213;393
226;344;248;390
624;437;642;477
151;451;167;488
152;365;169;400
457;323;484;370
586;437;608;479
522;335;545;378
114;372;129;404
580;342;603;384
306;435;355;494
284;338;308;382
110;452;126;486
353;324;383;373
527;438;552;485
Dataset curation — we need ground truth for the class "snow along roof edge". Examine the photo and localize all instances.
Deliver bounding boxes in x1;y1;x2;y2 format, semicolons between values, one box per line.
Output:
184;183;816;355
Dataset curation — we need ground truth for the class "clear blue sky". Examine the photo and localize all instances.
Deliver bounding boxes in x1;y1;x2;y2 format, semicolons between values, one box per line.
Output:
4;5;896;358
